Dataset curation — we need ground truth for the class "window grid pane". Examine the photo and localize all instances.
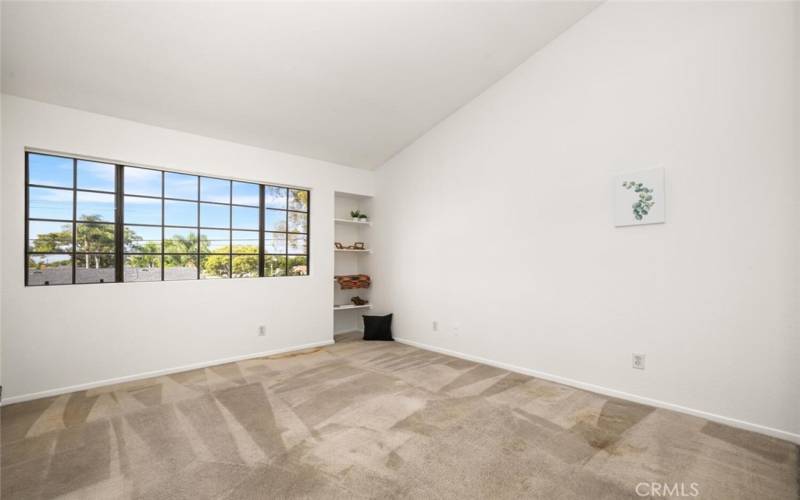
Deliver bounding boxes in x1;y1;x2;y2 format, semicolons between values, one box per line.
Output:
28;254;72;286
124;166;162;197
29;153;74;188
165;254;199;281
77;160;115;192
76;191;116;222
29;186;74;221
164;172;198;201
76;253;116;283
25;152;310;285
124;254;162;282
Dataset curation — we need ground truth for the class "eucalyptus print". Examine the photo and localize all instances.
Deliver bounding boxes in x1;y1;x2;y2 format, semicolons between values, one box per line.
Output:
622;181;655;220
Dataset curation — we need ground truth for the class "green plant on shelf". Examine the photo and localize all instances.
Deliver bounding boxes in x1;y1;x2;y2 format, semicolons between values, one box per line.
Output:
350;209;368;221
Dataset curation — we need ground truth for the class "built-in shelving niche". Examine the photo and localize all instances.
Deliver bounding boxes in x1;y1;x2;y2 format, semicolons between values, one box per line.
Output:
333;191;373;335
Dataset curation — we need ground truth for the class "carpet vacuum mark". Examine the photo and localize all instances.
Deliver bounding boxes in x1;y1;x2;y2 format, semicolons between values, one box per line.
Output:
2;333;797;499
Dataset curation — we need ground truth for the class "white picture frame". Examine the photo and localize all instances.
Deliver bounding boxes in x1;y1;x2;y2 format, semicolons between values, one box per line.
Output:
613;167;665;227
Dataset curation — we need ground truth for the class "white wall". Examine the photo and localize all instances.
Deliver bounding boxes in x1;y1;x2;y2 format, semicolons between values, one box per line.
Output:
373;2;800;441
793;4;800;440
1;95;374;402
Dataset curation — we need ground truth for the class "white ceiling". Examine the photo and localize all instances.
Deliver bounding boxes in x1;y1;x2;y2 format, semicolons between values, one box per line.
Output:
1;1;598;169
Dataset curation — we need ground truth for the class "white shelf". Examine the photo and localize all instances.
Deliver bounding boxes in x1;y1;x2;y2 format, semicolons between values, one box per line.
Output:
334;218;372;226
333;304;372;311
334;192;374;336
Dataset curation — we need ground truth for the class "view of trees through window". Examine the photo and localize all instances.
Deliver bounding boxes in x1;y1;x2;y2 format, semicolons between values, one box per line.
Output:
26;152;310;286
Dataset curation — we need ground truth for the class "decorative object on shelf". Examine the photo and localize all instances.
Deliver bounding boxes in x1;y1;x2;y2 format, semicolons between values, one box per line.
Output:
347;209;369;222
334;242;344;249
339;242;367;250
335;274;371;290
363;313;393;341
613;167;665;227
351;296;369;306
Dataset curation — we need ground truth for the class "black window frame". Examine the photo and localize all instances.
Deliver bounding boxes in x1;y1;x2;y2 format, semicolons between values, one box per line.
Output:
24;151;310;286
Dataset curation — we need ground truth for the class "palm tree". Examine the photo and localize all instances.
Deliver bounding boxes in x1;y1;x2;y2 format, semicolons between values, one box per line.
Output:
164;232;210;268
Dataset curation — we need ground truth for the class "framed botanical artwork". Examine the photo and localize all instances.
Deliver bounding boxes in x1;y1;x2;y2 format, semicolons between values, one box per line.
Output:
613;167;665;227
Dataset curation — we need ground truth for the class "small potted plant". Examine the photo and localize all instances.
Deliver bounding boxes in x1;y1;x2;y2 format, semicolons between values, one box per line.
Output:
359;213;368;223
350;209;361;222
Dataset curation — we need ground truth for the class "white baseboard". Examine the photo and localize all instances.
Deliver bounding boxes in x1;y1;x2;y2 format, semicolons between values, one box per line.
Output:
1;340;334;406
394;337;800;445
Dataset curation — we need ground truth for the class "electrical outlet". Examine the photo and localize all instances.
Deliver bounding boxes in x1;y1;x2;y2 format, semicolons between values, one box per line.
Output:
432;321;438;332
632;353;645;370
258;325;266;336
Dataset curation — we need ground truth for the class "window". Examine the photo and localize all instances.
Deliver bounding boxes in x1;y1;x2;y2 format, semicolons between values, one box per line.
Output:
26;154;117;285
264;186;309;277
25;152;310;286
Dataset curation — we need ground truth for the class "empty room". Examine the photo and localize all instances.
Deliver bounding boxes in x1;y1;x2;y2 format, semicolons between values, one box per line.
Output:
1;1;798;499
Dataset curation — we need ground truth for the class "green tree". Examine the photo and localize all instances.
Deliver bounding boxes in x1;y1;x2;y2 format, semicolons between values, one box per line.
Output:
31;217;116;269
287;256;308;276
202;246;231;278
202;246;259;278
124;226;144;251
30;224;71;253
76;216;115;269
127;254;160;269
264;255;286;277
165;232;210;255
127;242;161;267
232;248;258;277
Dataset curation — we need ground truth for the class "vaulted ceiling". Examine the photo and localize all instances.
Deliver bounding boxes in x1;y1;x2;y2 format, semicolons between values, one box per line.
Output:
2;1;599;169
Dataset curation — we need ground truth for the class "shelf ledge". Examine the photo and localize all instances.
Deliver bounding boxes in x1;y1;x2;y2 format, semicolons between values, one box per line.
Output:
333;304;372;311
334;218;372;226
334;249;372;254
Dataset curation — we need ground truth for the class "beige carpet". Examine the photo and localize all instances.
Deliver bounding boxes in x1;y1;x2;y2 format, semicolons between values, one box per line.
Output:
2;332;797;499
